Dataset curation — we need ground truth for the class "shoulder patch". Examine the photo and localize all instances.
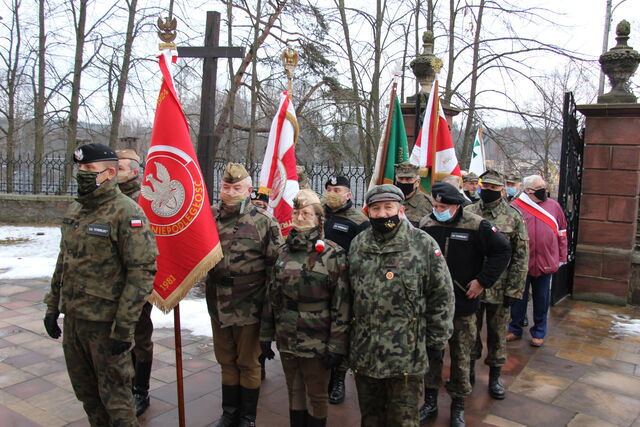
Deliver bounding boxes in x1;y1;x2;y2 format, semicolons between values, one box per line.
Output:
434;248;442;256
491;226;498;232
130;218;143;228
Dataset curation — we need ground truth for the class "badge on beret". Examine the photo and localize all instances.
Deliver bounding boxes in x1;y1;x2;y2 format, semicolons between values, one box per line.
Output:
130;218;143;228
386;271;394;280
74;148;83;162
330;177;337;185
435;194;442;202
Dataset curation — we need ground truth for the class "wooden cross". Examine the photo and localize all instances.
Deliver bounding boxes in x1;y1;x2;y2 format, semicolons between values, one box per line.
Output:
177;11;244;202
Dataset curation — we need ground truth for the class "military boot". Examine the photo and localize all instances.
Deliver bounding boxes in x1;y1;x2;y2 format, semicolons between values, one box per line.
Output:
212;385;240;427
133;361;152;417
469;360;476;386
328;369;346;404
289;410;306;427
238;386;260;427
450;397;466;427
488;366;506;399
419;388;438;423
306;413;327;427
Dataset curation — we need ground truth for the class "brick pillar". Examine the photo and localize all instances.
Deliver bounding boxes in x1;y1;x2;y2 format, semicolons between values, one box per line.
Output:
574;104;640;305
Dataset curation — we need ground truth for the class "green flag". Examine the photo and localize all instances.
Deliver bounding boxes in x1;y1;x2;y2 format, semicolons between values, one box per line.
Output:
370;94;409;187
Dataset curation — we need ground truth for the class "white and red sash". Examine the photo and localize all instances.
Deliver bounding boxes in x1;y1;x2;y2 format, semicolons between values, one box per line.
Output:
513;193;566;237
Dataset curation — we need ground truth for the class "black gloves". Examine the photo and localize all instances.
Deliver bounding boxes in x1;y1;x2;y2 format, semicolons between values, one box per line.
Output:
110;339;131;356
503;296;519;308
427;347;444;361
260;341;275;360
323;352;344;369
43;313;61;339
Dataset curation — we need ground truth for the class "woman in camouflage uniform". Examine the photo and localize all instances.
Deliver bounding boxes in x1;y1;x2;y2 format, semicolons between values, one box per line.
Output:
260;189;351;427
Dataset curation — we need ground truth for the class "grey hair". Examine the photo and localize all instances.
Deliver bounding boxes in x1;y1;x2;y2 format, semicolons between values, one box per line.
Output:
523;175;544;189
243;175;253;187
442;175;461;188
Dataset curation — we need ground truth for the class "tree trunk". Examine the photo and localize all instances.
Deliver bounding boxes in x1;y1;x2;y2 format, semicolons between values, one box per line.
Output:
109;0;138;148
460;0;484;167
225;0;234;161
33;0;46;194
211;0;287;161
369;0;385;170
444;0;458;105
61;0;88;195
246;0;261;164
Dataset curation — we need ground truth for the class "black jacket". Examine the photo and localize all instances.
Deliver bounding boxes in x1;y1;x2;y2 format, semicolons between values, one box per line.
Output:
420;207;511;317
324;200;370;252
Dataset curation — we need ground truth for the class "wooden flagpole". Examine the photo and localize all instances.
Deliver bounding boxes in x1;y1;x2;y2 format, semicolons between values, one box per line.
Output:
174;304;186;427
478;123;486;172
377;82;398;185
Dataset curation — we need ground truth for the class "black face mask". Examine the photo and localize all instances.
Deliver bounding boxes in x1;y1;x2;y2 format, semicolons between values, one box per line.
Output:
533;188;547;202
370;215;401;233
480;189;502;204
395;182;415;197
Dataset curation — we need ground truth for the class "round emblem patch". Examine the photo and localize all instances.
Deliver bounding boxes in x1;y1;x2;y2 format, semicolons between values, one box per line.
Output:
268;159;288;209
139;145;206;236
386;271;394;280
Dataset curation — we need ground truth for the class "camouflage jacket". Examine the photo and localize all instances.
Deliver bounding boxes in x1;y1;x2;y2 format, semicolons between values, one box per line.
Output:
206;200;284;327
44;179;157;341
323;200;370;251
403;191;433;227
118;176;141;201
467;198;529;302
348;220;454;379
260;228;350;358
420;208;512;316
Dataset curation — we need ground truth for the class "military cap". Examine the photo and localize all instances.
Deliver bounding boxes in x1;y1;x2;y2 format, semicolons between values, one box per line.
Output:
365;184;405;205
222;163;249;183
395;161;420;178
115;148;141;164
73;143;119;164
293;189;322;209
479;169;505;186
462;172;479;182
325;176;350;189
250;190;269;203
506;174;520;184
431;182;466;205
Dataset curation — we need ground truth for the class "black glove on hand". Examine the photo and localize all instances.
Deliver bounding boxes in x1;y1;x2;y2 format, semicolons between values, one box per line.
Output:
323;352;344;369
110;339;131;356
427;347;444;361
503;296;519;308
43;313;61;339
260;341;275;360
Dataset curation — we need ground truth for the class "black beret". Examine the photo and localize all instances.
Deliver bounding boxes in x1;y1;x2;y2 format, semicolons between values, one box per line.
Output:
325;176;350;189
73;143;119;164
250;191;269;203
431;182;466;205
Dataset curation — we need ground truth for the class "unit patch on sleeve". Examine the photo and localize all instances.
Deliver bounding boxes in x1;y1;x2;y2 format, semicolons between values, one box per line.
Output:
130;219;143;228
86;224;111;237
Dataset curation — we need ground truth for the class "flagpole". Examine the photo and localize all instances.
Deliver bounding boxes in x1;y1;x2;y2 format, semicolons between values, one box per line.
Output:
429;80;440;187
377;82;398;185
283;45;298;101
478;124;486;172
157;16;186;427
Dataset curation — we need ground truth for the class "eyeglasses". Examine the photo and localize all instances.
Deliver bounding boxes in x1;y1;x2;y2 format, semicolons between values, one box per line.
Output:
292;210;317;220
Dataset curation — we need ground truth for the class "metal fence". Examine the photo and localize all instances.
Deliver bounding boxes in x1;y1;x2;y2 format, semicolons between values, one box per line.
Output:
0;155;371;207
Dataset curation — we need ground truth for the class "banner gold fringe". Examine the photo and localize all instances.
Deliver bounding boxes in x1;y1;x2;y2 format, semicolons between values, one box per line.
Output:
148;243;224;314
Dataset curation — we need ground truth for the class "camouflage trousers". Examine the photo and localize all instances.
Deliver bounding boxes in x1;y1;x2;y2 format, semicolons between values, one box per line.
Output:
472;302;509;367
212;321;261;388
281;354;331;418
132;302;153;363
424;314;477;399
62;316;137;427
354;373;423;427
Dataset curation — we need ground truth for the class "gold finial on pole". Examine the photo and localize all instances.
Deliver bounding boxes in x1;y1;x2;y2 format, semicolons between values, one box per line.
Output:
282;45;298;100
157;16;177;51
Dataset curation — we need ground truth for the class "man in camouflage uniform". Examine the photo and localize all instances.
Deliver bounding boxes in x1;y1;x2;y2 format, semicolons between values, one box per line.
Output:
261;189;350;426
467;170;529;399
348;184;454;427
43;143;157;427
461;171;480;203
394;161;433;227
420;182;511;427
206;163;284;427
322;175;369;404
505;174;521;202
116;148;155;417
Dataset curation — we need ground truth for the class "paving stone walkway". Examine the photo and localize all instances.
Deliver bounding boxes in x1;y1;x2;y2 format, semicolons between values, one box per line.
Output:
1;277;639;426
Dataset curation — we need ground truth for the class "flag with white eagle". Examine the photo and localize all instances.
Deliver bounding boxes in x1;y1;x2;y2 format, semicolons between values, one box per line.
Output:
258;92;300;236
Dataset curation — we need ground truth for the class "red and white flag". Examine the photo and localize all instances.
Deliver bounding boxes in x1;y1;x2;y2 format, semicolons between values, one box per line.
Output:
139;51;223;313
258;92;300;236
410;80;461;191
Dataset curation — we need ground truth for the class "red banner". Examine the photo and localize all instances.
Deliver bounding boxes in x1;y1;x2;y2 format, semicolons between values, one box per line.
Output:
139;52;223;313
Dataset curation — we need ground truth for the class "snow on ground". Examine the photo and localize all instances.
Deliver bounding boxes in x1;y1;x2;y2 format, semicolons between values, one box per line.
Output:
151;298;212;337
611;314;640;338
0;226;60;279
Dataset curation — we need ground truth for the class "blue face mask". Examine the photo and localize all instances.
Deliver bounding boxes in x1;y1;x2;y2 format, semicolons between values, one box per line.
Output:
506;187;517;197
433;208;453;222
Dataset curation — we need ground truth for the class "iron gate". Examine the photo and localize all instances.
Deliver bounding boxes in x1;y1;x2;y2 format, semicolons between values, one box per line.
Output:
552;92;585;305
